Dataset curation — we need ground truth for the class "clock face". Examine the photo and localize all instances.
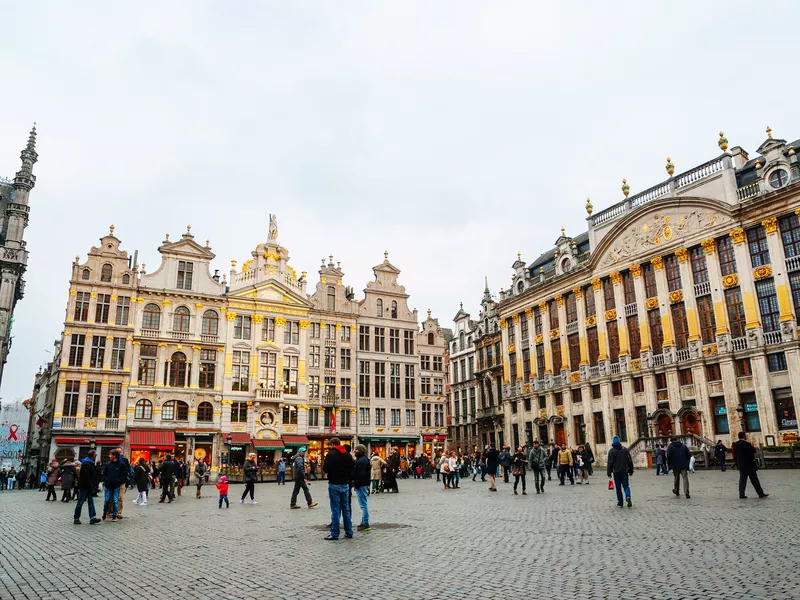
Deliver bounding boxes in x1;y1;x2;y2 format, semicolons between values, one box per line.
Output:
769;169;789;189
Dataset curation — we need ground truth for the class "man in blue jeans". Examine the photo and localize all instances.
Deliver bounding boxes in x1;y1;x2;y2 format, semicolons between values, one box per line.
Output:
606;435;634;508
102;449;127;522
322;437;355;540
352;445;371;532
73;450;101;525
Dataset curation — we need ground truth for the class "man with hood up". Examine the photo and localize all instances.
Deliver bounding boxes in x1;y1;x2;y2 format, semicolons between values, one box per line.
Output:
322;437;355;540
606;435;634;508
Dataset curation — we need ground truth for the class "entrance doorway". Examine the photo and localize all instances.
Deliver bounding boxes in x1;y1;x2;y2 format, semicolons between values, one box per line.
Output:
554;423;566;447
657;414;674;437
681;411;700;435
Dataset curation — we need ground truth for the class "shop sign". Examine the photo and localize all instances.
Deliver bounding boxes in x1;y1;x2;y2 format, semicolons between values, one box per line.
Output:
228;445;245;451
780;419;798;429
180;432;214;438
714;407;727;415
221;455;229;465
781;431;799;444
744;403;759;413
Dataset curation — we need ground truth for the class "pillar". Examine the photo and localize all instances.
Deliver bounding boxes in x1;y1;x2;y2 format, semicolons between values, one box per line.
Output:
556;295;568;374
676;248;702;354
190;345;201;388
591;280;608;363
574;288;588;375
702;238;731;346
540;302;553;375
729;228;761;336
155;343;167;387
763;216;797;338
651;257;676;356
130;341;141;384
631;264;651;356
103;335;113;370
610;271;630;366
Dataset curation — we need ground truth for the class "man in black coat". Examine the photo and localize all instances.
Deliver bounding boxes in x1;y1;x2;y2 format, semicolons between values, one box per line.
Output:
714;440;727;472
666;438;691;499
158;454;177;503
732;432;768;499
73;450;101;525
484;444;500;492
322;437;355;540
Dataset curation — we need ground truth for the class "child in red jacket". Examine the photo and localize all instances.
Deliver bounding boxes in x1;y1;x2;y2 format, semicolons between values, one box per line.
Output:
216;476;229;508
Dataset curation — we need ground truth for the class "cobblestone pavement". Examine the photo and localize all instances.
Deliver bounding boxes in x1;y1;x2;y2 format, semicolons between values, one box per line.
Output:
0;468;798;600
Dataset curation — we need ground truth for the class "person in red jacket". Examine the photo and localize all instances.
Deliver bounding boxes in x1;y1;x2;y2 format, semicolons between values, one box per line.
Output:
216;475;229;508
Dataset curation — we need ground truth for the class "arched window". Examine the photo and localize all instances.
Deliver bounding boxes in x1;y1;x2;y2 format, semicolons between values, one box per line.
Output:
142;304;161;330
327;286;336;312
517;281;524;294
494;322;499;333
201;310;219;336
134;399;152;420
162;400;189;421
428;332;435;345
169;352;188;387
81;269;90;280
173;306;190;332
391;301;398;318
101;263;113;282
459;332;465;351
55;448;76;463
122;273;131;285
376;299;383;317
197;401;214;422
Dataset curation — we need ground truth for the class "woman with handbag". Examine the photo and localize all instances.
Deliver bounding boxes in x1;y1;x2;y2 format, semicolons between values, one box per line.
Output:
440;454;451;490
194;459;208;498
578;445;592;484
512;446;528;495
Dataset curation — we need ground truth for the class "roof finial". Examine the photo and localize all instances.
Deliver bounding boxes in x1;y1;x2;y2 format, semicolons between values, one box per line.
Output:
427;308;432;319
384;250;389;261
205;239;210;248
621;179;629;198
109;224;115;235
26;123;37;153
561;226;566;237
585;197;593;216
718;131;728;151
186;224;191;233
665;157;675;176
484;275;489;291
460;302;463;309
766;126;773;139
517;251;521;261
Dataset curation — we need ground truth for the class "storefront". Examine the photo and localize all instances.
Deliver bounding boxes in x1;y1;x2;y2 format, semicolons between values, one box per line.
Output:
360;437;418;459
306;435;354;468
422;434;446;459
252;439;285;480
128;428;176;465
52;436;125;465
178;431;215;469
226;432;252;468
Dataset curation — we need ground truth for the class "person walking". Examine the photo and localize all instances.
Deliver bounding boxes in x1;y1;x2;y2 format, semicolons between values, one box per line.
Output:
557;444;574;485
655;445;667;476
578;444;592;485
216;475;230;508
449;452;461;489
6;467;16;491
176;459;187;496
584;443;595;476
115;448;131;518
322;437;355;540
102;450;127;522
59;459;76;502
289;447;317;509
133;458;150;505
666;437;691;499
547;444;558;481
527;440;548;494
45;459;59;501
369;452;385;493
732;431;768;499
352;445;371;532
714;440;728;472
512;446;527;495
194;459;208;498
276;457;287;485
158;454;177;503
73;450;101;525
308;457;319;480
484;444;500;492
607;436;634;508
385;447;401;493
439;453;451;490
499;446;513;484
240;453;259;504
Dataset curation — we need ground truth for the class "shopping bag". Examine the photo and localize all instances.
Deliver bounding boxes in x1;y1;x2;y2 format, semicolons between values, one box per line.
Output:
608;479;614;490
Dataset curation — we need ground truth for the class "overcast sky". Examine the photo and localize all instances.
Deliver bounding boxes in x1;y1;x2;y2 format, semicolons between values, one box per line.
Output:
0;1;798;404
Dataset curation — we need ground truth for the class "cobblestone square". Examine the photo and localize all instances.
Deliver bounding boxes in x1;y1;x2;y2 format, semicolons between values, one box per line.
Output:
0;468;798;600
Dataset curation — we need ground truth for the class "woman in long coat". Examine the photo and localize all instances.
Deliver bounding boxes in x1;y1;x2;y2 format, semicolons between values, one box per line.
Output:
60;459;76;502
369;453;386;493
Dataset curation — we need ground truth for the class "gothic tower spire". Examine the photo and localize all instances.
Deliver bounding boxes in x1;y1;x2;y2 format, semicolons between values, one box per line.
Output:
13;123;38;204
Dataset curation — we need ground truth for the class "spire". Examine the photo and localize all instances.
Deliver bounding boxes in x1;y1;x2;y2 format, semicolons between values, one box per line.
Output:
13;123;38;195
483;276;492;302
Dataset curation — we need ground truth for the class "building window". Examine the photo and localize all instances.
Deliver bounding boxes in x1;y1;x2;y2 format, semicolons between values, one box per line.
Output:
282;405;298;425
549;300;559;329
375;408;386;426
62;381;80;417
405;365;415;399
623;272;636;305
696;296;716;344
520;315;529;340
566;293;578;323
755;279;780;332
358;407;370;426
306;407;318;427
551;338;562;372
421;376;431;395
81;269;90;280
665;255;682;292
341;325;351;342
176;261;193;290
626;315;640;359
309;323;320;339
122;273;130;285
747;226;771;267
534;344;543;375
387;328;400;354
587;327;599;367
138;344;157;385
507;318;516;343
509;352;518;382
789;272;800;318
773;388;797;430
391;301;398;318
406;409;416;427
110;337;125;370
283;355;298;394
614;408;627;442
705;363;722;382
374;327;385;352
633;377;644;393
142;303;161;330
421;403;432;427
593;411;606;444
767;352;787;372
231;402;247;423
326;286;336;311
107;383;122;418
534;306;544;333
421;355;431;370
671;302;689;350
567;335;580;371
89;336;106;368
390;408;401;427
200;349;216;389
232;351;250;392
780;213;800;259
309;346;320;368
688;247;708;285
678;368;693;386
374;362;385;398
202;311;219;336
376;299;383;317
169;352;189;387
611;381;622;397
522;348;530;381
340;409;351;428
324;346;336;369
643;262;657;298
359;361;370;397
433;356;443;371
68;334;85;367
590;384;600;400
325;324;336;340
74;292;90;322
712;397;729;434
101;263;113;283
163;400;189;421
607;320;620;363
284;321;300;345
390;363;401;399
95;294;111;323
717;235;737;276
196;401;213;422
734;358;752;377
85;382;101;418
340;348;351;371
115;296;130;326
603;279;615;311
434;404;444;427
655;373;667;392
340;378;351;400
359;326;370;351
740;392;761;432
134;399;152;420
307;375;319;398
173;306;191;332
724;288;746;339
648;309;663;355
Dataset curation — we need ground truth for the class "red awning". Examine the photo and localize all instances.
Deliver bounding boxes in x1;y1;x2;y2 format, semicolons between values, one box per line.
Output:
252;439;285;450
422;434;447;442
96;438;124;446
228;432;252;444
54;437;90;445
129;429;175;449
281;435;309;446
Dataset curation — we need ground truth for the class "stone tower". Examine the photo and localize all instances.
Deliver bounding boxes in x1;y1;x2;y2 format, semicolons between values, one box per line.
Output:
0;125;38;390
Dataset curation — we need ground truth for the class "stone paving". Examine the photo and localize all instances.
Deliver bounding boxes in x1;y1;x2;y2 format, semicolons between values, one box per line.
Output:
0;467;798;600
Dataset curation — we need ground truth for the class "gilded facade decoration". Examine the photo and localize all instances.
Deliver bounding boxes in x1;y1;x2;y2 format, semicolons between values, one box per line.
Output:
549;328;560;339
669;290;683;303
605;309;617;321
573;287;583;299
675;248;689;263
629;263;642;277
753;266;773;280
534;334;544;344
729;228;745;244
591;279;602;290
701;238;716;254
555;294;564;305
585;316;597;328
610;272;622;285
651;256;664;270
722;274;739;288
762;217;778;234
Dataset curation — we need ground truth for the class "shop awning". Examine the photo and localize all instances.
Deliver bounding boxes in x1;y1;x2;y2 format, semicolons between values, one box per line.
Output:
253;439;285;449
96;438;125;446
54;436;90;445
282;435;309;446
129;429;175;449
226;432;252;444
422;434;447;442
359;436;419;443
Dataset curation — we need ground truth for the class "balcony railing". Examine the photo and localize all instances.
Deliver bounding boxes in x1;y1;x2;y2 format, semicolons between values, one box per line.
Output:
736;181;760;201
140;329;159;338
694;281;711;297
731;337;747;351
624;303;637;317
60;416;77;428
200;334;218;343
652;354;665;367
764;330;782;346
610;362;621;374
552;374;563;387
169;331;191;340
565;321;579;335
674;156;725;189
676;348;691;363
737;376;754;392
786;255;800;273
680;385;695;400
588;366;600;379
257;388;281;400
104;418;120;430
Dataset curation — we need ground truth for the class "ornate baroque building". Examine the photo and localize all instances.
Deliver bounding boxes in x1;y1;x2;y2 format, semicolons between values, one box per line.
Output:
447;304;479;453
492;128;800;462
0;126;37;390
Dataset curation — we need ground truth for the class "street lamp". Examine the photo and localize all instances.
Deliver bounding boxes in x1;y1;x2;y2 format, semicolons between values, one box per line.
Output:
90;437;96;451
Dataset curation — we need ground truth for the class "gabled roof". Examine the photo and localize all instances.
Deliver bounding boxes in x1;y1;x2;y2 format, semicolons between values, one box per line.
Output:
528;230;590;272
158;231;215;261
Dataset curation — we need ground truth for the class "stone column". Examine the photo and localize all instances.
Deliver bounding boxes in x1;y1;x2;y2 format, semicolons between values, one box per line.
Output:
82;335;91;369
275;317;286;390
591;280;609;374
651;257;676;362
750;354;777;444
621;377;636;443
525;308;536;379
539;302;553;376
76;381;88;425
512;314;523;382
60;333;71;368
54;378;67;427
692;362;714;439
556;295;569;378
130;341;141;384
66;290;77;323
190;345;201;388
103;335;113;371
631;264;651;366
574;288;588;380
156;343;168;387
87;291;98;324
109;294;119;327
123;337;133;374
676;248;703;357
223;311;237;389
99;381;109;420
499;319;510;384
763;216;797;341
729;228;761;346
610;271;630;370
701;238;732;351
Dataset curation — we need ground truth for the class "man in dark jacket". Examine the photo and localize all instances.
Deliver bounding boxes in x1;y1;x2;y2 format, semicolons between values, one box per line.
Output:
73;451;100;525
527;440;548;494
606;436;634;508
499;447;513;483
484;444;500;492
322;437;355;540
547;444;559;481
666;438;691;499
290;447;317;509
732;431;768;499
714;440;727;472
115;448;131;518
159;454;177;503
102;450;127;521
352;445;371;532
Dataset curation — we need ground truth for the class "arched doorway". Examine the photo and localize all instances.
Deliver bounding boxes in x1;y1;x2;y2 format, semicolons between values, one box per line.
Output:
681;410;701;436
657;413;674;437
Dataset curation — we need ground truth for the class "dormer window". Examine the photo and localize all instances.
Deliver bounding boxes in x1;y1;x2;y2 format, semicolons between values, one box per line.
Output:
327;286;336;311
516;281;524;294
122;273;131;285
81;269;90;280
769;169;789;189
391;301;398;318
101;264;113;282
376;299;383;317
561;256;572;273
177;261;193;290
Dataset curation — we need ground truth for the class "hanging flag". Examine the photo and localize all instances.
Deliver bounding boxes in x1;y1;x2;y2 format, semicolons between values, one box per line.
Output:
330;409;336;433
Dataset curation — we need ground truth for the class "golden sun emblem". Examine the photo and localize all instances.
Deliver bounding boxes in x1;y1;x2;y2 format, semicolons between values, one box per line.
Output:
663;225;673;240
